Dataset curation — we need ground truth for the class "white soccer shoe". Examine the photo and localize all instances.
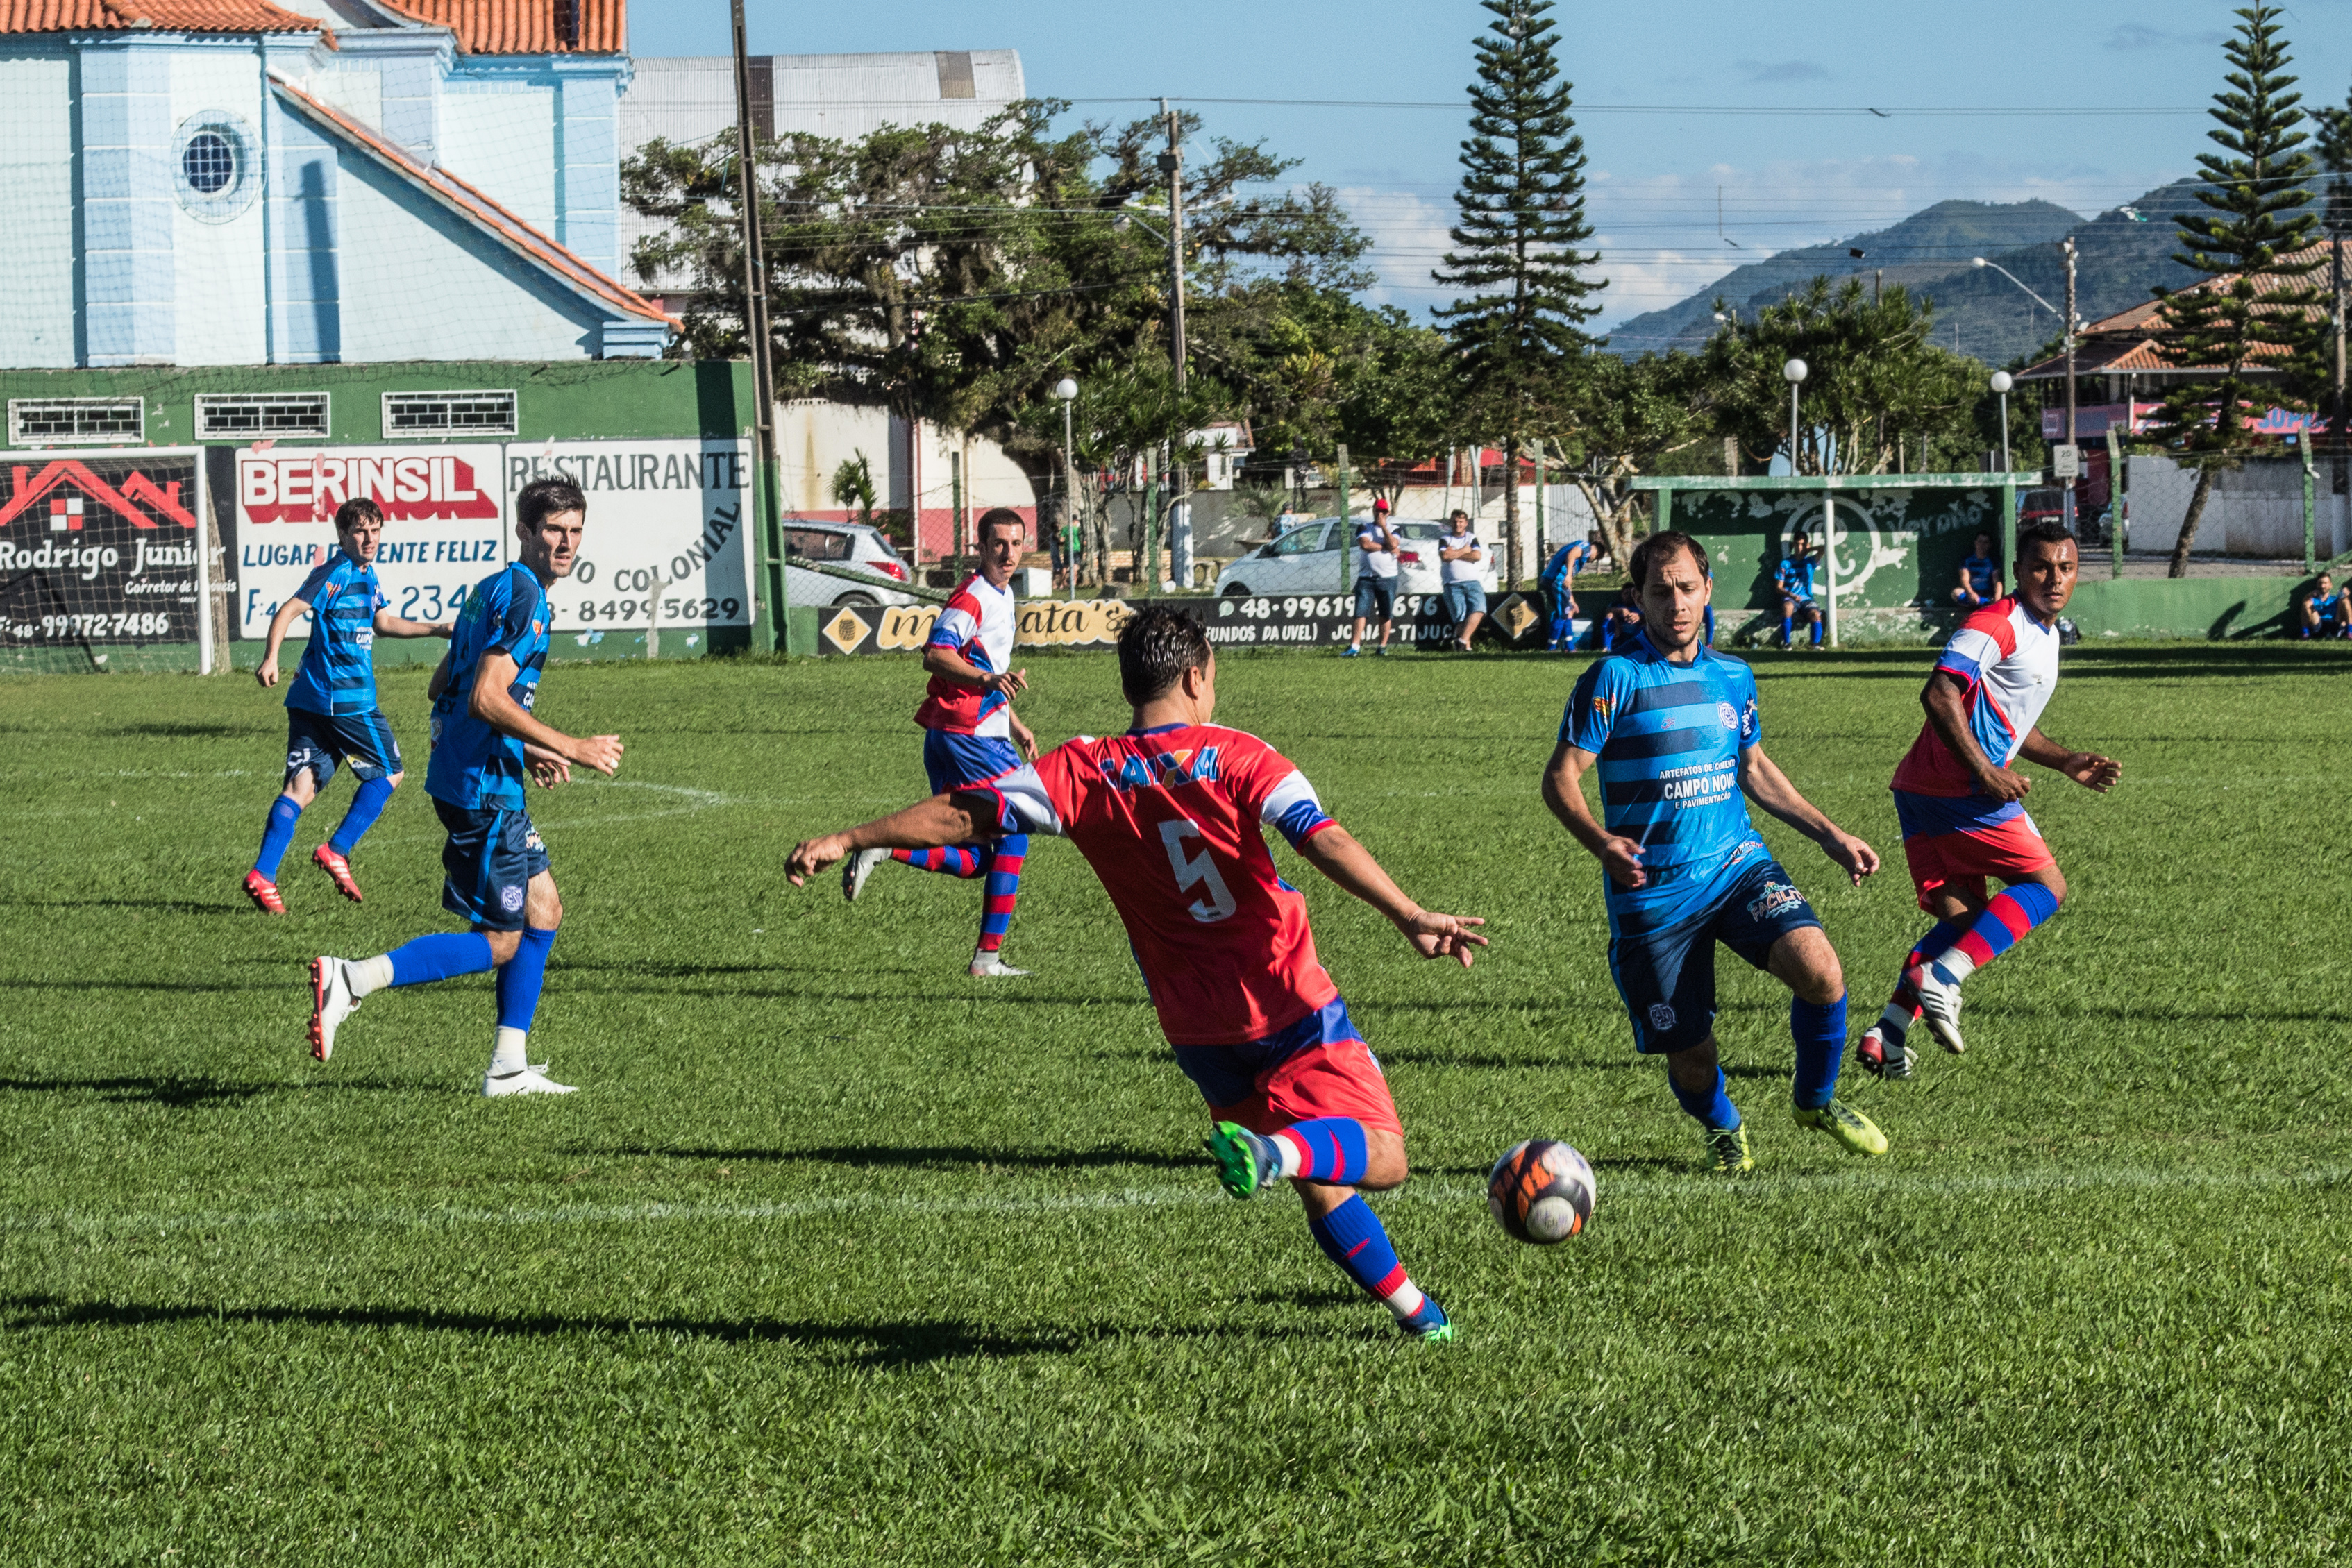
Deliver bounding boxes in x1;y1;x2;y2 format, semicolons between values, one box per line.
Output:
842;847;889;902
308;956;358;1063
968;952;1032;979
482;1064;578;1097
1906;963;1967;1054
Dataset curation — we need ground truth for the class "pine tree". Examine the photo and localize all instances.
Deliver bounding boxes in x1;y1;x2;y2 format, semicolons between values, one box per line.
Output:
2316;83;2349;496
2153;5;2324;575
1433;0;1603;587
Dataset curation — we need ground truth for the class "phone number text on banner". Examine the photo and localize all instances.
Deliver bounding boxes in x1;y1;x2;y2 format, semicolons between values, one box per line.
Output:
0;450;203;646
509;441;750;636
814;593;1459;655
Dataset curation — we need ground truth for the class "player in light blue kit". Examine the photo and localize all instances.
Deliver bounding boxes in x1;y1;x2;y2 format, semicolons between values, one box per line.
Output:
1774;532;1822;649
244;496;451;913
1541;530;1888;1171
305;479;624;1097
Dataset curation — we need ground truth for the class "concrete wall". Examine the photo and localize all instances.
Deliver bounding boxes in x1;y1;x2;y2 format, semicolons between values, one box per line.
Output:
773;398;1036;559
2124;453;2351;559
0;45;76;368
440;78;558;233
170;43;269;367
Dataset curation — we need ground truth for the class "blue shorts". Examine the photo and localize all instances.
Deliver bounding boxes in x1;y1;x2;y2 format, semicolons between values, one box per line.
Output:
923;729;1023;795
1445;581;1487;623
1608;857;1822;1055
433;797;550;931
1354;575;1396;622
285;707;401;789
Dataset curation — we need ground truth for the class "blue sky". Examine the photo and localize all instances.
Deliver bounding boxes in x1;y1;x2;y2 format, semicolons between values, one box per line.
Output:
631;1;2352;329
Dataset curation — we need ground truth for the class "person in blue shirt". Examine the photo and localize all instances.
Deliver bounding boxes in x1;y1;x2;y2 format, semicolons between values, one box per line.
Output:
244;496;453;914
1774;532;1822;648
1951;532;2004;609
1540;529;1888;1171
1541;532;1596;650
305;479;625;1098
2301;571;2349;639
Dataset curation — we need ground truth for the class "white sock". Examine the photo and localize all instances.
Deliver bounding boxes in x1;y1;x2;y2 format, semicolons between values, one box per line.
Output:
1380;1278;1428;1322
487;1026;529;1077
344;954;394;998
1270;1130;1308;1179
1932;950;1978;985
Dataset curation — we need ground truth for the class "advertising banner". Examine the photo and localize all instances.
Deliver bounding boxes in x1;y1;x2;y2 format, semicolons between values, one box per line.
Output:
230;444;506;636
0;449;203;646
504;440;751;639
813;591;1462;657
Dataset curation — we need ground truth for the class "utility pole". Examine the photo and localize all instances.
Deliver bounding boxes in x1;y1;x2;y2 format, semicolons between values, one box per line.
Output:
729;0;782;650
2063;237;2078;534
2333;230;2346;503
1159;99;1192;592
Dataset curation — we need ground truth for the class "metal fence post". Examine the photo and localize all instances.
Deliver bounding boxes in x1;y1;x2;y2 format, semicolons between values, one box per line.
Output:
1336;444;1353;602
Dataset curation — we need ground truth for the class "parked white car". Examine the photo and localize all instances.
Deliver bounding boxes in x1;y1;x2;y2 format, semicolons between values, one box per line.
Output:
784;520;923;609
1213;516;1496;600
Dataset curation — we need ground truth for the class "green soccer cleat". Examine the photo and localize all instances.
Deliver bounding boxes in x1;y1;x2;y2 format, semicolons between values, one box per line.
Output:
1204;1121;1282;1199
1793;1097;1889;1157
1702;1123;1754;1173
1402;1297;1454;1343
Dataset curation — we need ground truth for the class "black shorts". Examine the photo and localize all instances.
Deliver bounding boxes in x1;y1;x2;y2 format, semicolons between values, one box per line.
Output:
434;798;551;932
285;707;401;788
1608;857;1822;1055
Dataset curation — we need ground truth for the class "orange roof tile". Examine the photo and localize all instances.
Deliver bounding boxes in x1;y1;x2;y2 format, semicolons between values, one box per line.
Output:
373;0;622;53
0;0;312;30
269;74;675;331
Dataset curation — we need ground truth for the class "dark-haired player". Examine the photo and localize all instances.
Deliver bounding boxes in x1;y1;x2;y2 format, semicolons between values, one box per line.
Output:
244;496;452;912
1776;532;1822;649
841;507;1039;977
1541;530;1887;1172
788;606;1485;1342
306;479;624;1097
1857;522;2119;1077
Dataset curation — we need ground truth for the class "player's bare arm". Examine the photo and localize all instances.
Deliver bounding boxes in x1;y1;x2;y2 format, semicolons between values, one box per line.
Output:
1738;743;1881;886
426;648;454;702
254;593;311;688
921;643;1028;701
373;607;453;639
469;648;623;776
1293;825;1487;966
787;791;993;884
523;743;572;789
1540;741;1647;889
2017;727;2120;792
1921;668;2029;802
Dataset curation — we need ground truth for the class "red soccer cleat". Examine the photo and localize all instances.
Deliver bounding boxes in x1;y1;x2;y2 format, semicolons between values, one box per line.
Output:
243;870;286;914
312;843;364;904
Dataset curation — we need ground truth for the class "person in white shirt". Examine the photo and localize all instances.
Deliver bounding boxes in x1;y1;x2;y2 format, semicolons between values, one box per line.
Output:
1437;509;1486;651
1344;498;1402;658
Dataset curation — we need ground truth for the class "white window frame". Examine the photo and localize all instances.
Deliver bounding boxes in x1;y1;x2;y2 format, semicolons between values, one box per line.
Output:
381;389;519;439
194;392;331;440
7;397;145;447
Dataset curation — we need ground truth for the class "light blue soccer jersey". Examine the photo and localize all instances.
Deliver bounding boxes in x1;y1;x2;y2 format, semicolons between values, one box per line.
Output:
285;552;386;716
426;564;551;811
1774;556;1816;602
1561;631;1769;935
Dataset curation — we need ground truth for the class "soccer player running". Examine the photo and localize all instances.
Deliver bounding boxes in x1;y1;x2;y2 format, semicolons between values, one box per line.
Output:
788;607;1485;1341
307;479;624;1097
1775;532;1822;649
840;507;1039;978
243;496;452;913
1856;522;2120;1077
1541;530;1887;1172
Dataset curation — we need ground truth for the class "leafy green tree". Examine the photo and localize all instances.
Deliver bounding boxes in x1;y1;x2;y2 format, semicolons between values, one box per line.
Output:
2150;4;2325;575
1433;0;1604;584
1016;355;1233;586
828;452;877;526
1545;352;1713;568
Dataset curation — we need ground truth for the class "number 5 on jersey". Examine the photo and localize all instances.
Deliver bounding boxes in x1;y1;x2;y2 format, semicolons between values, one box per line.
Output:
1159;816;1237;923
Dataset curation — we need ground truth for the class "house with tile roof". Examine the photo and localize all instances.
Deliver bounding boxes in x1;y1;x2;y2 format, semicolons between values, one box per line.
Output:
0;0;672;369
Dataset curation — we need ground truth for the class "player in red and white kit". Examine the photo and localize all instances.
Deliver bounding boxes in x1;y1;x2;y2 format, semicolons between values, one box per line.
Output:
1857;522;2121;1077
787;607;1486;1342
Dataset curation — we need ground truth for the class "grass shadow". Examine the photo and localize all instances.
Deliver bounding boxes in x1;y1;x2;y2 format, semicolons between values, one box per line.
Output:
0;898;250;919
585;1142;1206;1172
106;722;249;739
0;1074;425;1106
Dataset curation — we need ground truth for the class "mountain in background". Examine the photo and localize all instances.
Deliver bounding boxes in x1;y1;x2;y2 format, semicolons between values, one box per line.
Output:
1604;180;2217;368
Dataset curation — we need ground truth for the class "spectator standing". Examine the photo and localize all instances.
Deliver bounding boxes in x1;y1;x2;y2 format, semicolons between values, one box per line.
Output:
1953;532;2004;609
1438;509;1488;650
1344;498;1402;657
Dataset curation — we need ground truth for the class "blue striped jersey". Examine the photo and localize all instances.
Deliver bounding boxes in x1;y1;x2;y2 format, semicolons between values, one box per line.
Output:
285;551;387;716
426;564;551;811
1774;556;1815;602
1561;631;1768;931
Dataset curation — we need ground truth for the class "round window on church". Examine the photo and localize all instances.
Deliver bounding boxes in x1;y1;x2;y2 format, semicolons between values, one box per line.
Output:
171;112;260;223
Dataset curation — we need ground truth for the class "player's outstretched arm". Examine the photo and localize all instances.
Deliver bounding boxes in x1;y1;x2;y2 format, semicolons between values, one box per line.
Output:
1294;824;1487;967
786;791;994;886
1738;744;1880;887
922;644;1027;700
2018;727;2121;793
426;648;455;701
1922;669;2030;802
254;594;310;688
374;607;454;639
469;649;623;776
1540;741;1647;889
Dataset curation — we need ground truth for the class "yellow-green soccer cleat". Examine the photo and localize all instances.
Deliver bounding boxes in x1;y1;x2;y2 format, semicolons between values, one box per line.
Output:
1793;1097;1888;1157
1702;1123;1754;1173
1204;1121;1282;1199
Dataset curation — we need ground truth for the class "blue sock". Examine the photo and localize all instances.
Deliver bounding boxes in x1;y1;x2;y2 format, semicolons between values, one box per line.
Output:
253;795;301;879
1791;993;1849;1111
387;932;496;987
1810;618;1824;646
1277;1118;1369;1184
1305;1195;1427;1317
1669;1066;1740;1131
328;776;394;857
495;926;556;1033
1779;614;1792;644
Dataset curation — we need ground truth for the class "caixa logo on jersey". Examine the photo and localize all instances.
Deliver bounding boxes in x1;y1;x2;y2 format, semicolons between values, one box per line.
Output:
1101;746;1221;792
240;452;499;523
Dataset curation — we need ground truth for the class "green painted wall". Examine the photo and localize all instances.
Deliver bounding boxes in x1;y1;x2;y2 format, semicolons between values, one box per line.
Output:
2062;575;2299;641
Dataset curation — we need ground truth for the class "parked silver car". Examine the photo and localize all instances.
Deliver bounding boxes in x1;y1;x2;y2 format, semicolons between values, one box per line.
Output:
784;520;923;609
1213;516;1494;600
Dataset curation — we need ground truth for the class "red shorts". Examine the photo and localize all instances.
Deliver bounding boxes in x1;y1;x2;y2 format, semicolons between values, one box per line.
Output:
1903;816;2056;911
1178;995;1402;1137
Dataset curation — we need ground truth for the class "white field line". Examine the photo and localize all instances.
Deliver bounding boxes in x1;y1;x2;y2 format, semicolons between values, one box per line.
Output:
3;1163;2343;1241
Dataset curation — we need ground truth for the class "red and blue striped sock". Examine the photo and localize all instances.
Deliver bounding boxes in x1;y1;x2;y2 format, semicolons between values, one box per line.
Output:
975;834;1025;954
1305;1194;1428;1323
1882;918;1967;1036
1271;1117;1369;1183
892;845;985;878
1931;883;2061;984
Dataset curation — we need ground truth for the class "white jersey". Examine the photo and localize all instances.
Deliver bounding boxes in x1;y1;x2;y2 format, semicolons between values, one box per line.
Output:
916;573;1018;737
1438;528;1483;584
1355;520;1400;580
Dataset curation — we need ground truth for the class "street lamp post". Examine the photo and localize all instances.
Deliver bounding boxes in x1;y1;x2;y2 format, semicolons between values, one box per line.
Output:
1990;370;2015;473
1970;255;2059;316
1783;358;1808;475
1055;377;1079;602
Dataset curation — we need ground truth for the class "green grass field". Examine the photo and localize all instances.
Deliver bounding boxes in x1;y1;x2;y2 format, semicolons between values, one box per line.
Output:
1;643;2347;1565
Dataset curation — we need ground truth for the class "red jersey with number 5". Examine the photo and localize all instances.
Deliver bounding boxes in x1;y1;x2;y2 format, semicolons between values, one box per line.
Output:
974;723;1341;1045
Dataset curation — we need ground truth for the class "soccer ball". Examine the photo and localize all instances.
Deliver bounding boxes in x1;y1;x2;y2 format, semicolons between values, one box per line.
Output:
1486;1139;1595;1245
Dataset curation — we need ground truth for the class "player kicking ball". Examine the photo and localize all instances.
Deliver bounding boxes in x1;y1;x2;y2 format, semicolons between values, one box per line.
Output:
841;507;1040;978
1541;530;1886;1172
308;479;623;1097
244;496;453;913
790;607;1485;1342
1856;522;2119;1077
